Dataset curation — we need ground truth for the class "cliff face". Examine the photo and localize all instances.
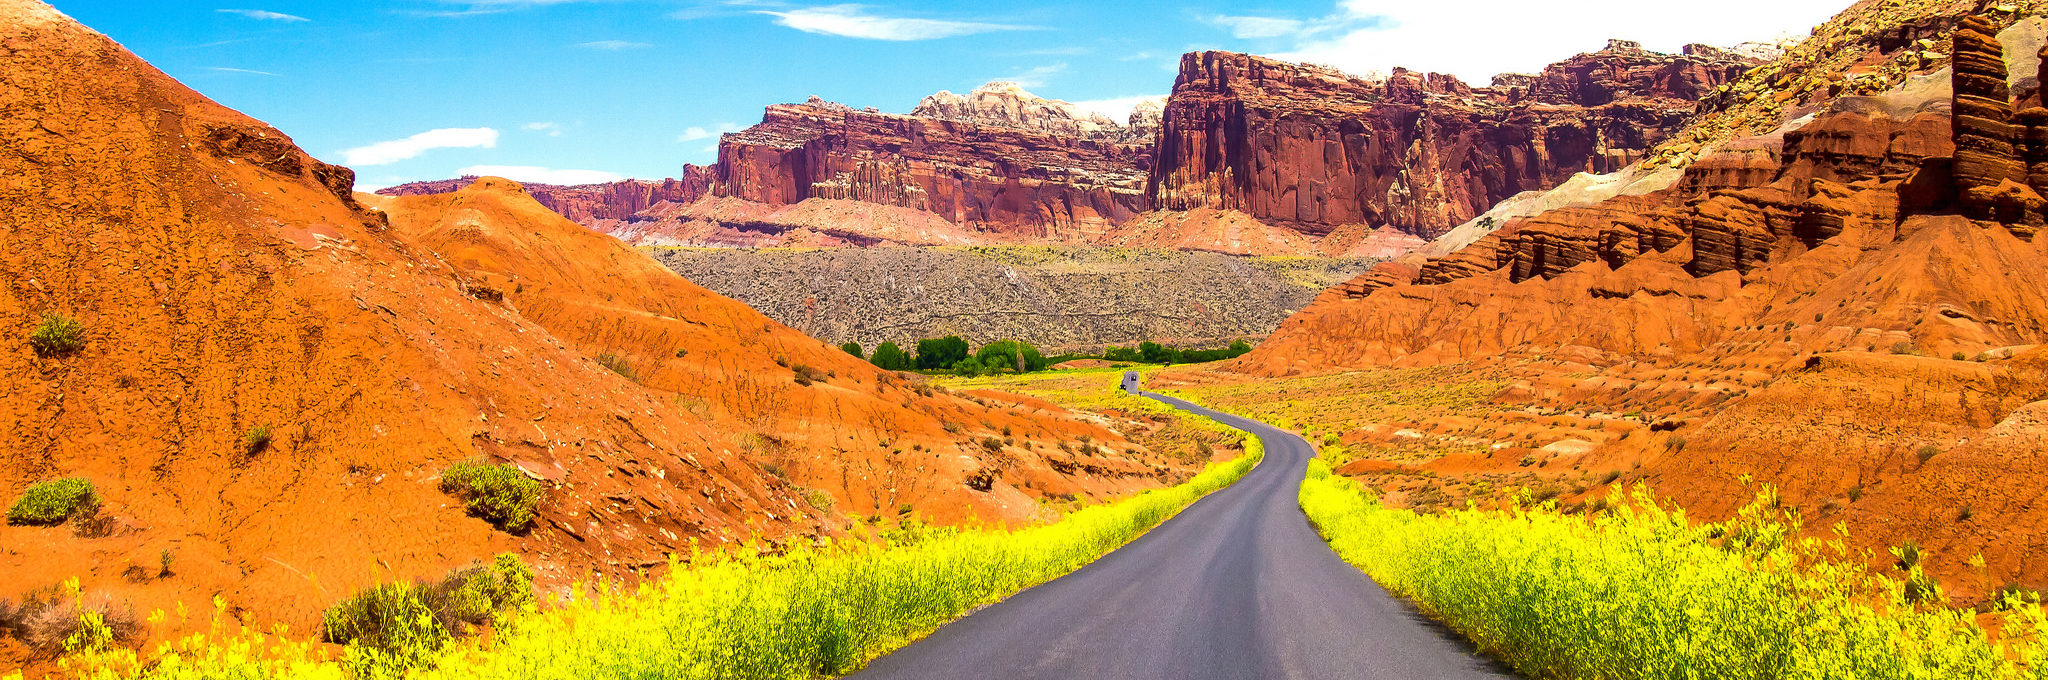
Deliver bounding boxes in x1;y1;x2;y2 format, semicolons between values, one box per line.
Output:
711;87;1155;241
378;170;713;224
1147;43;1758;240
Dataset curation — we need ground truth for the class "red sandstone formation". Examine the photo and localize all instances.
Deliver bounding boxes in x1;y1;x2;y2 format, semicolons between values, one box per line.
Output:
379;171;713;225
711;89;1153;241
1148;43;1759;241
387;44;1757;255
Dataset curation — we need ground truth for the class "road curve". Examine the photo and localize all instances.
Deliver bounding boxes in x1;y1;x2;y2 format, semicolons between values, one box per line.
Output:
851;372;1514;680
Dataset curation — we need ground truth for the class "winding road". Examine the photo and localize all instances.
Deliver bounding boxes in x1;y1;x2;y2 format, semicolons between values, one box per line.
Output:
851;372;1514;679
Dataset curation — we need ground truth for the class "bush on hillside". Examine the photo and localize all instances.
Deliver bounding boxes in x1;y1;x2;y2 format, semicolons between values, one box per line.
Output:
28;313;84;357
870;342;914;371
594;351;635;381
839;342;863;360
322;554;535;672
7;478;99;526
439;461;544;532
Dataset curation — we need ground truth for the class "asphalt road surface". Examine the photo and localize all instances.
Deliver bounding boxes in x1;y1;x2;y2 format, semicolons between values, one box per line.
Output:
851;372;1513;680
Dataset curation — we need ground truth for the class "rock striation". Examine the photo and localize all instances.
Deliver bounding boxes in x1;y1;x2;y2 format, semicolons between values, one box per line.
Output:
711;86;1155;241
1147;44;1759;241
379;171;713;225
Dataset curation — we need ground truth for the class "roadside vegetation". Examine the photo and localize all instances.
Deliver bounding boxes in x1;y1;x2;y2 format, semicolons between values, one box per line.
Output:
51;389;1264;680
1299;460;2048;678
855;335;1254;377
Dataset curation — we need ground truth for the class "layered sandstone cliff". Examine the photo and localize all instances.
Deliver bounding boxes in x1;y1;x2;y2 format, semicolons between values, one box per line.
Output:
1147;42;1759;240
711;86;1155;240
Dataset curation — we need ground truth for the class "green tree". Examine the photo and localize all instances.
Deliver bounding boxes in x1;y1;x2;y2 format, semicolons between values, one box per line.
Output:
1103;345;1141;363
915;336;970;371
975;340;1047;373
953;357;987;377
1139;341;1181;365
870;342;913;371
839;342;864;360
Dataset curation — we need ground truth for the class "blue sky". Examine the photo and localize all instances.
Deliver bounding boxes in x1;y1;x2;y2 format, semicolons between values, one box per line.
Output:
51;1;1851;189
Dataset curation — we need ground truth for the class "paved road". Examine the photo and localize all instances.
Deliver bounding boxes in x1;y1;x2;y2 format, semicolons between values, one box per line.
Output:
852;372;1513;680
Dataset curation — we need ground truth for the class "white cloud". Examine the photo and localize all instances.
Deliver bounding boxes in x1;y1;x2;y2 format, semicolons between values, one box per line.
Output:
522;122;563;137
759;5;1028;41
997;63;1066;88
578;40;652;49
1209;16;1306;39
1066;95;1167;123
457;165;625;185
1267;0;1848;84
338;128;499;167
677;123;743;142
217;8;308;21
205;66;280;76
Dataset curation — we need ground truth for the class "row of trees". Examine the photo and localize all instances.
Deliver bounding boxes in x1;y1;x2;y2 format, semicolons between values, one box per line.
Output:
841;337;1255;375
1102;340;1253;365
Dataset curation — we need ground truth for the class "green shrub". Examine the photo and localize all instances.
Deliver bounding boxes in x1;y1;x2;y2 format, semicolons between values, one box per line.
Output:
322;554;536;675
792;364;828;386
594;351;635;381
869;342;913;371
243;424;273;454
7;478;99;526
839;342;863;360
439;461;543;532
28;313;84;357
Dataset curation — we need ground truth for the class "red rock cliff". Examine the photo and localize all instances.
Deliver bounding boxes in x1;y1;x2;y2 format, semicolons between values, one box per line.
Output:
711;88;1154;240
1147;43;1758;240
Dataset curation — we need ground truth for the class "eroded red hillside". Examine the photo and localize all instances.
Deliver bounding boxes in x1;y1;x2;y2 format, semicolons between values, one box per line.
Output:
1219;4;2048;601
0;0;1190;667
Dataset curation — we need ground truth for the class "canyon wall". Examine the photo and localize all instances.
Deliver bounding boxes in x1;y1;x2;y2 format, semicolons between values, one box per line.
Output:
1148;43;1758;240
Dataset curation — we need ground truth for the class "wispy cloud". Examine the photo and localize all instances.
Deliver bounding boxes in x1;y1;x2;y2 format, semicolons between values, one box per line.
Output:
995;63;1066;88
1207;15;1307;39
217;8;309;21
522;122;564;137
677;123;743;142
457;165;625;185
758;5;1029;41
1263;0;1843;83
416;0;608;17
338;128;499;166
205;66;281;76
577;39;652;49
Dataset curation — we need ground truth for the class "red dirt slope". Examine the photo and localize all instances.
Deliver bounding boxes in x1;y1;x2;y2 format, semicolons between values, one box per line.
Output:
363;180;1180;528
0;0;828;651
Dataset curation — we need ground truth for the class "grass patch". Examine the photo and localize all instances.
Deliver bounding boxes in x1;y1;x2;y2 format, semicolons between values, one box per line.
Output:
595;351;635;381
29;313;84;357
321;554;535;675
1299;460;2048;678
243;425;273;454
7;478;99;526
438;461;544;533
